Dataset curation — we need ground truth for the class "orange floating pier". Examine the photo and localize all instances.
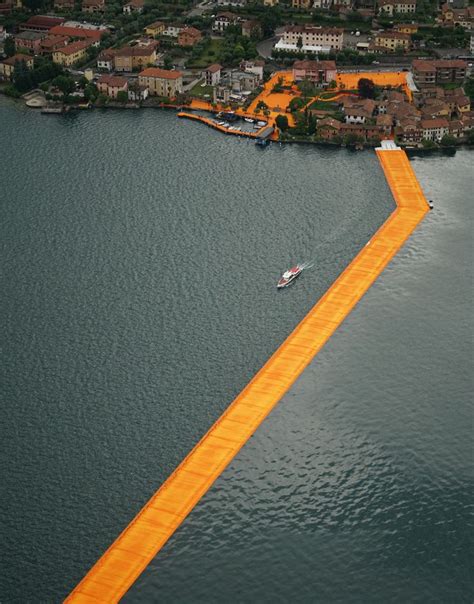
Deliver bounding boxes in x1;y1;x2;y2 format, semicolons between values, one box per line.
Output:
66;143;429;603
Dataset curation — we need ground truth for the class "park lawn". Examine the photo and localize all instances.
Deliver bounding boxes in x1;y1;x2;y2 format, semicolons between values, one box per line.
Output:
309;100;339;111
189;79;214;98
187;39;224;69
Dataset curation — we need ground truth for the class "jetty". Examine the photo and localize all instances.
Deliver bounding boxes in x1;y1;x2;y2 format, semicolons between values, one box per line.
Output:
66;143;429;604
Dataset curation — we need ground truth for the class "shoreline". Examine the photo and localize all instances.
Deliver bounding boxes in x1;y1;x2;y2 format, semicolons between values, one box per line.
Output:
1;90;471;152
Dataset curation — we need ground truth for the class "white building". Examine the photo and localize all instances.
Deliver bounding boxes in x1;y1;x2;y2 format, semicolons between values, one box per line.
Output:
421;118;449;141
274;39;332;54
280;25;344;51
161;24;184;37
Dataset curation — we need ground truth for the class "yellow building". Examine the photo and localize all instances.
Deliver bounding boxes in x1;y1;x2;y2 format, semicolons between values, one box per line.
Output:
52;40;92;66
263;0;279;5
144;21;165;36
394;23;418;34
374;31;410;51
113;45;157;72
0;53;33;80
138;68;183;97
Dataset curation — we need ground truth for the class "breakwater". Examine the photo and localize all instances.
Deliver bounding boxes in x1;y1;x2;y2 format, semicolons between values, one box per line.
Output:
66;143;429;604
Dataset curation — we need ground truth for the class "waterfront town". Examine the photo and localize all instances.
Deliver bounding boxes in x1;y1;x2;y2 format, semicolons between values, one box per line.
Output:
1;0;473;147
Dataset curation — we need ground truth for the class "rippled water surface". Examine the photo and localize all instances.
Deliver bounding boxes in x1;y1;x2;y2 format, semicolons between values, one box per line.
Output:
1;98;472;602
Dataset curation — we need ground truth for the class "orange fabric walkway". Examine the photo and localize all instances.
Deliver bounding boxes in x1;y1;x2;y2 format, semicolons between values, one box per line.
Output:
66;147;428;603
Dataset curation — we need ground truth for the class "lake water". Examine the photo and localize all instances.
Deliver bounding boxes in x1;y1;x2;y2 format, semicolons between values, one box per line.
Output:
1;98;472;603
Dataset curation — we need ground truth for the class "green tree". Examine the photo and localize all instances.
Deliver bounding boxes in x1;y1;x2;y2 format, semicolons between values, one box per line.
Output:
358;77;376;99
440;134;456;147
4;36;15;58
116;90;128;103
275;114;289;131
13;60;33;93
52;75;75;95
289;96;304;112
296;36;303;51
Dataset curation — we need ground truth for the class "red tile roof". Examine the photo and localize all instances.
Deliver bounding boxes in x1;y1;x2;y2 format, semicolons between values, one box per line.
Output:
1;53;33;65
139;67;183;79
49;25;104;40
97;74;128;87
421;118;449;128
22;15;65;29
206;63;222;73
293;59;337;70
54;39;92;55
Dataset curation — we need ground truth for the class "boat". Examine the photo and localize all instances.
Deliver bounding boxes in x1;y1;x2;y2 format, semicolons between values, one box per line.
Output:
244;118;254;123
257;121;267;127
277;265;303;289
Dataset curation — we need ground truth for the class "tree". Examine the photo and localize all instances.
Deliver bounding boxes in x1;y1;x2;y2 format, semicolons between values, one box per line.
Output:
116;90;128;103
289;96;304;112
440;134;456;147
163;55;173;70
4;36;15;58
358;77;376;99
275;114;289;131
52;75;75;95
13;60;33;93
297;78;314;100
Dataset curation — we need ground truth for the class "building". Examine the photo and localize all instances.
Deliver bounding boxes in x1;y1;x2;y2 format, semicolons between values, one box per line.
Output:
412;59;467;87
263;0;278;6
144;21;165;37
280;26;344;52
128;82;148;101
212;13;240;33
240;59;265;81
39;35;69;55
440;3;474;27
377;0;416;15
96;48;116;70
97;74;128;98
178;27;202;47
82;0;105;12
344;107;370;123
374;31;411;51
138;67;183;96
48;25;104;45
313;0;334;8
241;20;261;38
317;117;342;140
14;31;45;54
114;44;157;72
292;0;311;8
203;63;222;86
123;0;144;12
161;24;184;38
292;60;337;85
420;118;449;141
54;0;75;9
229;70;259;92
393;23;418;34
52;39;92;65
20;16;65;33
0;53;34;80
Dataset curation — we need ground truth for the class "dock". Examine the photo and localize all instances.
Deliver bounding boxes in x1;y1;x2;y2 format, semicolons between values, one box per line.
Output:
177;112;260;139
66;143;429;604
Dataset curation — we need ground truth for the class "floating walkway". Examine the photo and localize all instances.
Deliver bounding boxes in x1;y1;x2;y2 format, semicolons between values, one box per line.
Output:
177;112;260;139
66;145;429;603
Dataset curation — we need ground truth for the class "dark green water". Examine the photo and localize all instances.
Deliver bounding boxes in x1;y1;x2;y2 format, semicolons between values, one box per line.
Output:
1;98;472;603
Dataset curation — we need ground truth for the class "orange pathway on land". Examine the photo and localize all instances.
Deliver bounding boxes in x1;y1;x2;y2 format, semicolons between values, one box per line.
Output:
66;146;429;603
